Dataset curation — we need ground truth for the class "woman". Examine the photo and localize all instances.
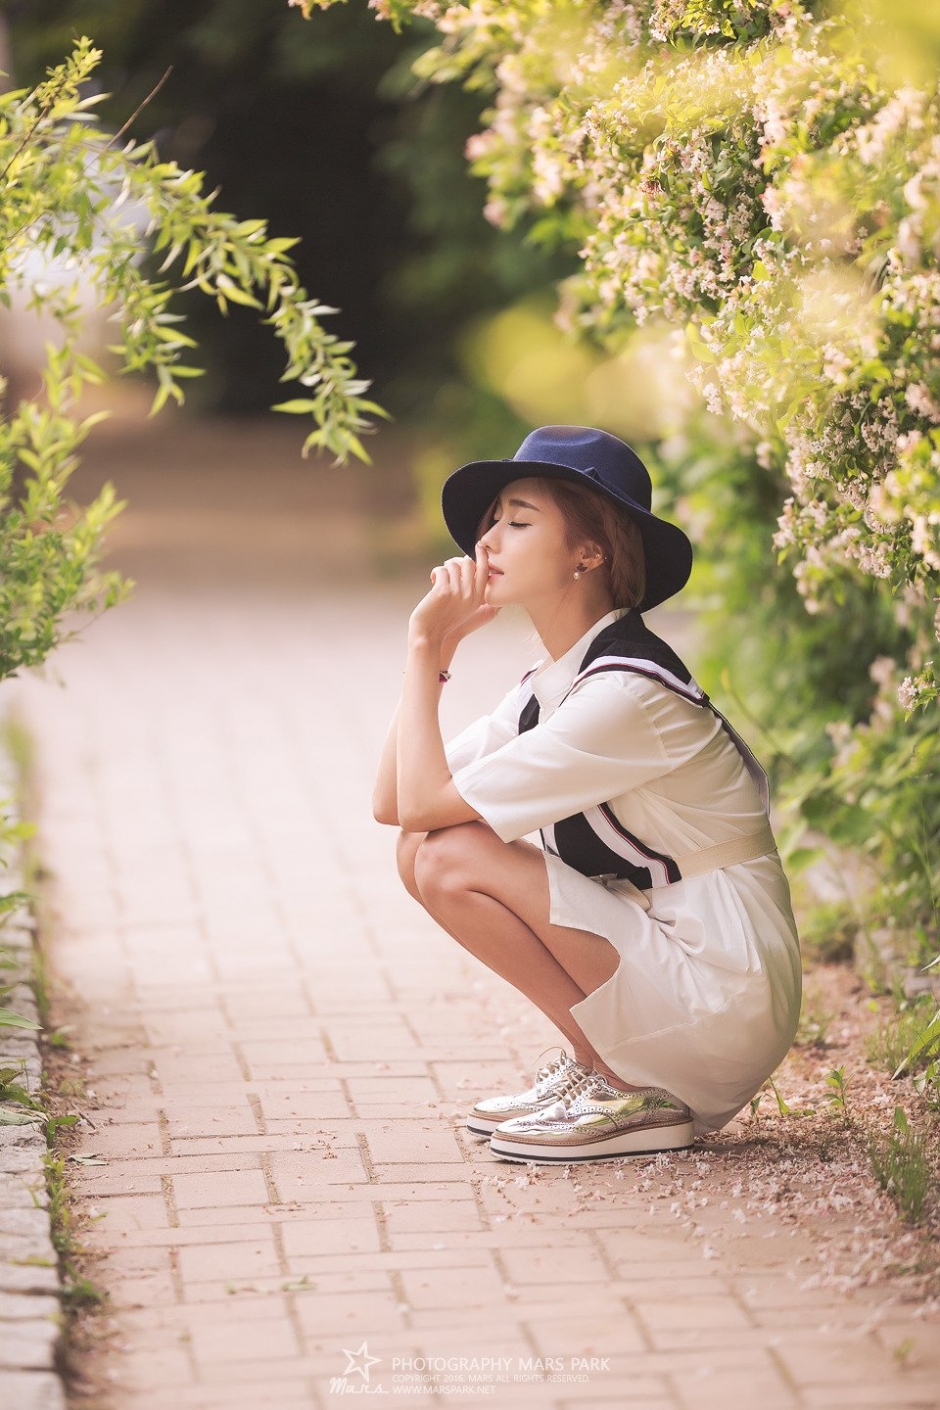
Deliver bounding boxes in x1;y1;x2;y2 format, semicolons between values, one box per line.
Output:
373;425;801;1164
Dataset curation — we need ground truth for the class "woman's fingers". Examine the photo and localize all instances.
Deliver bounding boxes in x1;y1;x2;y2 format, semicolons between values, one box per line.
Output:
431;556;477;595
415;550;497;643
474;542;489;601
431;560;459;584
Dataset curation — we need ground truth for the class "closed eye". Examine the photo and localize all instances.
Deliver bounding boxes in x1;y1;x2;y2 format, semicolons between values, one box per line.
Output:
508;521;530;528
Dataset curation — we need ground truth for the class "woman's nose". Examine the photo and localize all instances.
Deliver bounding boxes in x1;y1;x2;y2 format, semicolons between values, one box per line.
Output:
477;524;497;551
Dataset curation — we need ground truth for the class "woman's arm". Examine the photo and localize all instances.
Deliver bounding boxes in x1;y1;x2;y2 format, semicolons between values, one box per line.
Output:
397;640;478;833
372;645;452;825
395;549;493;834
372;700;405;826
372;549;496;829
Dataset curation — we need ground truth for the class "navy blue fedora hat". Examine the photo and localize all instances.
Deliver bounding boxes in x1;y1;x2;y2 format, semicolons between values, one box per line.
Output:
441;424;693;611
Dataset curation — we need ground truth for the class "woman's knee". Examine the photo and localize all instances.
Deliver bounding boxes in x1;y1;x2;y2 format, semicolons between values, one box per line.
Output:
397;826;468;904
412;821;491;901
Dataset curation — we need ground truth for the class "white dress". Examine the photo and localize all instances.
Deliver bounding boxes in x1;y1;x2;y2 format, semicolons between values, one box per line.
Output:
446;610;802;1136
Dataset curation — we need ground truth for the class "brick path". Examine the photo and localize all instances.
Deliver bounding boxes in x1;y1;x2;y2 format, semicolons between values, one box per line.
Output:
10;416;940;1409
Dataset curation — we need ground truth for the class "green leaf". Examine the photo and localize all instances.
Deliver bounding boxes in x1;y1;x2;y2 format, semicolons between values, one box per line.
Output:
892;1009;940;1079
0;1010;41;1031
782;846;826;873
0;1106;42;1125
214;283;263;310
685;321;716;364
272;399;321;414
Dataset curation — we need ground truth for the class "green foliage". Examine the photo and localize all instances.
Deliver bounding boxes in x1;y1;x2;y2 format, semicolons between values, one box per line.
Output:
865;996;939;1077
823;1065;850;1116
912;1060;940;1113
794;985;836;1047
44;1112;80;1143
795;704;940;959
765;1073;814;1117
0;934;40;1032
61;1275;108;1310
0;1062;44;1111
867;1105;933;1224
788;900;858;965
0;36;379;679
892;1000;940;1080
0;1006;40;1032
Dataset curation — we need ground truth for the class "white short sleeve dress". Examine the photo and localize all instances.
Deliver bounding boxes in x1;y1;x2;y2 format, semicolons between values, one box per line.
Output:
445;609;802;1137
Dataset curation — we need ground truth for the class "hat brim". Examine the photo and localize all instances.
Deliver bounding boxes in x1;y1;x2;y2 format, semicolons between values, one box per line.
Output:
441;459;692;612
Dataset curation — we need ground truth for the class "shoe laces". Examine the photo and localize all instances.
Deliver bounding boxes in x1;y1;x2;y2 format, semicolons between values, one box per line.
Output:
552;1064;596;1105
532;1048;571;1083
580;1072;622;1101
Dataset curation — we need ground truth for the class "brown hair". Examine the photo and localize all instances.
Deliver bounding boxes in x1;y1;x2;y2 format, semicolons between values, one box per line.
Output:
540;478;646;609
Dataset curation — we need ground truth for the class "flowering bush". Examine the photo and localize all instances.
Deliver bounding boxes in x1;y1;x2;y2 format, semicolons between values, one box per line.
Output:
305;0;939;965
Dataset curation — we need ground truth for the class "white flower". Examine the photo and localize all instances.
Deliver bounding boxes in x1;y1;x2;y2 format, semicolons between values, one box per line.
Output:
823;346;852;385
898;677;919;710
869;655;895;687
905;383;940;422
483;197;508;227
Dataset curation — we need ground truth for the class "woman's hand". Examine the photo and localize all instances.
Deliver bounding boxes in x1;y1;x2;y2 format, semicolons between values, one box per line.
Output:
409;544;496;650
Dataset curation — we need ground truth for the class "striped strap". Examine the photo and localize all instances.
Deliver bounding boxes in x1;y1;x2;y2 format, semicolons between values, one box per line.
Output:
596;820;779;912
571;657;771;813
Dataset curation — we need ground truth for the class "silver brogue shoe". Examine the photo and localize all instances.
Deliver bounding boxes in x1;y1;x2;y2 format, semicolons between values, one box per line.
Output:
466;1052;594;1137
489;1072;694;1162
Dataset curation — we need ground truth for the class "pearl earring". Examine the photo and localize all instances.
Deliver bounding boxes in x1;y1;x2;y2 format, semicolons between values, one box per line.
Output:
574;566;585;579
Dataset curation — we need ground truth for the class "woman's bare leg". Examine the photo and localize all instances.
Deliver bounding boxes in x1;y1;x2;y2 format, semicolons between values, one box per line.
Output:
399;821;642;1089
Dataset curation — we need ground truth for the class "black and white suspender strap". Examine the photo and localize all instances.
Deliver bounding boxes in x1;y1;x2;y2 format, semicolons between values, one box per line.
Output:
567;655;770;814
515;631;774;891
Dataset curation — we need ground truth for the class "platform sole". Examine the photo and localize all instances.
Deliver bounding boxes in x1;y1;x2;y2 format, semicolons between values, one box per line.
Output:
466;1113;526;1137
467;1117;500;1137
489;1119;695;1163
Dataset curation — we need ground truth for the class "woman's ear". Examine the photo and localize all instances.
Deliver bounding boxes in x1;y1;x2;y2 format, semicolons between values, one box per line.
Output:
578;541;606;572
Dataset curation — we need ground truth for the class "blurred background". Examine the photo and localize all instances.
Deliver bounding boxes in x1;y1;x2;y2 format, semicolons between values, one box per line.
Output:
2;0;574;542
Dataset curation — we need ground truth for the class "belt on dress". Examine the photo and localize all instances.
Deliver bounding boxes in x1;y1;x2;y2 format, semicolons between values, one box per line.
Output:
594;820;778;912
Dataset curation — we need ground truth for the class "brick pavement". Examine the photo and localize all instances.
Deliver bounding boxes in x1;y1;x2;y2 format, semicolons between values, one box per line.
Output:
9;416;940;1409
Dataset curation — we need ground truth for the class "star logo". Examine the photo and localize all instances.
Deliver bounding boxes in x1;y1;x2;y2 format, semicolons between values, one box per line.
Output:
341;1340;381;1383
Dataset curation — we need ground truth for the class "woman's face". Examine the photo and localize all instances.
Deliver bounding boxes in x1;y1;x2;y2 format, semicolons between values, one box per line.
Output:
476;478;582;607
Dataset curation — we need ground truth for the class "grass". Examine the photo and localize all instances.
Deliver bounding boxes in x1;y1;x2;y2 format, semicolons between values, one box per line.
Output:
0;713;110;1331
61;1276;108;1312
43;1145;109;1314
794;984;836;1048
867;1107;934;1225
913;1059;940;1112
865;996;938;1078
796;899;859;965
